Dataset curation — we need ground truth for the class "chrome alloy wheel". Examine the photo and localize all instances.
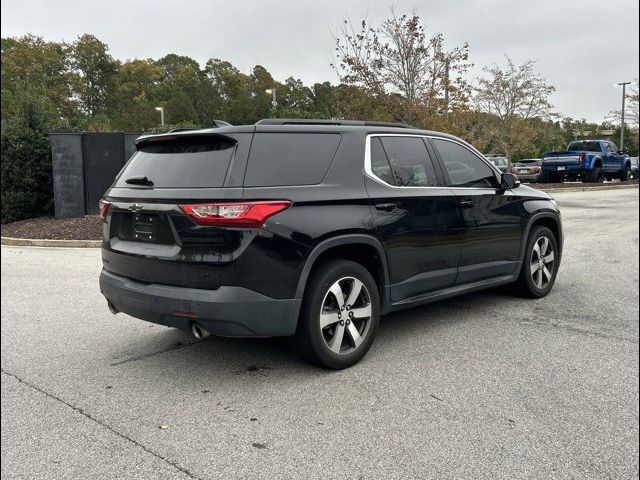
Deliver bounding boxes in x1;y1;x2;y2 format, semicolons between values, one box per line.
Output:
530;236;556;289
319;277;372;355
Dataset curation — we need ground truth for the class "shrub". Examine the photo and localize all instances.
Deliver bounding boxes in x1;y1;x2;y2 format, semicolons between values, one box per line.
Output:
1;98;53;224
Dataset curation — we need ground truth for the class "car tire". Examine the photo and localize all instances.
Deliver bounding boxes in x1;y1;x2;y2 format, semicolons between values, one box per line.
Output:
621;164;631;181
292;260;380;369
540;172;553;184
585;167;603;183
515;226;559;298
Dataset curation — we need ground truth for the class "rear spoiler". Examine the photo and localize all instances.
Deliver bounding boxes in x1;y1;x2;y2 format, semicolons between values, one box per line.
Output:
135;121;237;148
168;120;232;133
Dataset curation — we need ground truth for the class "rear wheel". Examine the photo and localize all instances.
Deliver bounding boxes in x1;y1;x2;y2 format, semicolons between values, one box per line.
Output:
585;167;603;183
293;260;380;369
540;172;554;184
515;226;559;298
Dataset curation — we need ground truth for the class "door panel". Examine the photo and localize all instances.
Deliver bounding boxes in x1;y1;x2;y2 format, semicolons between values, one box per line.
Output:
364;135;460;302
452;189;524;283
366;178;461;301
604;142;621;172
428;137;524;285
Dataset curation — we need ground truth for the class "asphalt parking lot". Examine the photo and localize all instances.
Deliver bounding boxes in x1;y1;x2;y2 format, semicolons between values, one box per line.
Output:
2;188;638;480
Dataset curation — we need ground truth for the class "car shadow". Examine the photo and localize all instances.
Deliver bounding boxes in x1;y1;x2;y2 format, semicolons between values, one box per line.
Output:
110;286;522;385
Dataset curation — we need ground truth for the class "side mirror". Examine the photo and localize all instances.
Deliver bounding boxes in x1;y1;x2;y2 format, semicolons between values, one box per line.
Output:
501;172;520;190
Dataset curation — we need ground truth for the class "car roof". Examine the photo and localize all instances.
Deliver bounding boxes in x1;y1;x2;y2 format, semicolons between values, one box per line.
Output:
134;121;464;146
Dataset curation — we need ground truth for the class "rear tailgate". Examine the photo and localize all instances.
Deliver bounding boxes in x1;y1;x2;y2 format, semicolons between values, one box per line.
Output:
541;152;583;170
101;131;252;290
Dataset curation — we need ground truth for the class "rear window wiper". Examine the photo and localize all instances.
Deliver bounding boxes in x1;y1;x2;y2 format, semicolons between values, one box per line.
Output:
125;176;154;186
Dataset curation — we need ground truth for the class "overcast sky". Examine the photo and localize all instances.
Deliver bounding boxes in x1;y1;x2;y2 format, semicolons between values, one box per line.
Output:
2;0;638;122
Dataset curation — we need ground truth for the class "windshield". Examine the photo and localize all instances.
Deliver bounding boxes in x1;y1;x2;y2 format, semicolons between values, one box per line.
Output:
567;141;601;152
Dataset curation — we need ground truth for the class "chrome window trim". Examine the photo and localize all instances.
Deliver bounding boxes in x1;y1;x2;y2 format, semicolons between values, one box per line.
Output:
364;133;500;191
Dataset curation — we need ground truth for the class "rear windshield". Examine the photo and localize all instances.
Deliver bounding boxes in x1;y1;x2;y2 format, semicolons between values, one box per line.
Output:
115;136;236;188
517;159;541;165
567;141;601;152
244;133;341;187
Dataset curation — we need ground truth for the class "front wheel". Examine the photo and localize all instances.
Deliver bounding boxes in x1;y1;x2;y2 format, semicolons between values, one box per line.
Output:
515;226;559;298
621;164;631;181
292;260;380;369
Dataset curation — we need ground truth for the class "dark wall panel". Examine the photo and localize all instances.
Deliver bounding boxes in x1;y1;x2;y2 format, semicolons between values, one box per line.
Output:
50;134;85;218
51;132;140;217
83;133;126;214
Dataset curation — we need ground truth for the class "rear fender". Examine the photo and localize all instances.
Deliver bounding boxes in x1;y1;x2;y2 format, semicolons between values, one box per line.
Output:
586;155;602;170
294;234;391;309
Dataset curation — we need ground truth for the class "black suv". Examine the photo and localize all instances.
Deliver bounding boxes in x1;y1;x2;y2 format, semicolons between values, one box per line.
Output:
99;119;563;369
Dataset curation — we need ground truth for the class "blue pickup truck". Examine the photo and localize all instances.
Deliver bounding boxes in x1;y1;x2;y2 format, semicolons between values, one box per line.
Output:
540;140;631;183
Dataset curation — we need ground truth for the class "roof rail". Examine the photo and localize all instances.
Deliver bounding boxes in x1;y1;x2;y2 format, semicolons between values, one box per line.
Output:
167;120;232;133
255;118;414;129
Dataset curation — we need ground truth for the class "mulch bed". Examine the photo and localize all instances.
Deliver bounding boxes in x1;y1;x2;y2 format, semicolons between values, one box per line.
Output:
1;216;102;240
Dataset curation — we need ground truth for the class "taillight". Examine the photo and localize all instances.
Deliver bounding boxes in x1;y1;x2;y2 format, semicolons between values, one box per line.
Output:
578;153;585;165
98;199;110;219
533;166;541;173
179;201;291;227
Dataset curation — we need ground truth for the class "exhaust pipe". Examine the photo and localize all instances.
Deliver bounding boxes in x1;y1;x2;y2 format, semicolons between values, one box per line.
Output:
191;322;211;339
107;301;119;315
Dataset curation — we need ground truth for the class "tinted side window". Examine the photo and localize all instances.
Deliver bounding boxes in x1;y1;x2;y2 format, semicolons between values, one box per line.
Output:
376;136;437;187
431;138;497;188
370;138;395;185
244;133;341;187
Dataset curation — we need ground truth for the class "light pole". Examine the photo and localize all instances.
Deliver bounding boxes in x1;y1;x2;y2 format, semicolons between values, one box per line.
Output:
265;88;277;113
616;82;632;150
155;106;165;126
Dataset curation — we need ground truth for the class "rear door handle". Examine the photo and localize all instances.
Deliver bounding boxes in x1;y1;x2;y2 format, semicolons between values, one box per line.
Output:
459;200;475;209
374;203;397;212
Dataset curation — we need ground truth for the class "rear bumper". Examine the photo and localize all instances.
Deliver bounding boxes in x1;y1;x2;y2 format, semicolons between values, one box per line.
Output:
541;163;582;173
516;173;542;182
99;269;301;337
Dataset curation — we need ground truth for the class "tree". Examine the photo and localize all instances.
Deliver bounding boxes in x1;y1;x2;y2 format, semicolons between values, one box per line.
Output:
203;59;252;124
332;12;471;124
1;35;77;122
109;59;163;130
156;54;202;124
474;57;556;158
72;34;117;117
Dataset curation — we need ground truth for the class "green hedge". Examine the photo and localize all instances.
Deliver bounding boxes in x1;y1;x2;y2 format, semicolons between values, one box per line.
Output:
1;113;53;224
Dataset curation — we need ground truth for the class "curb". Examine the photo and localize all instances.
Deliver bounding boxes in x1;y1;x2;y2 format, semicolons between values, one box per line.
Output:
1;237;101;248
534;184;639;194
